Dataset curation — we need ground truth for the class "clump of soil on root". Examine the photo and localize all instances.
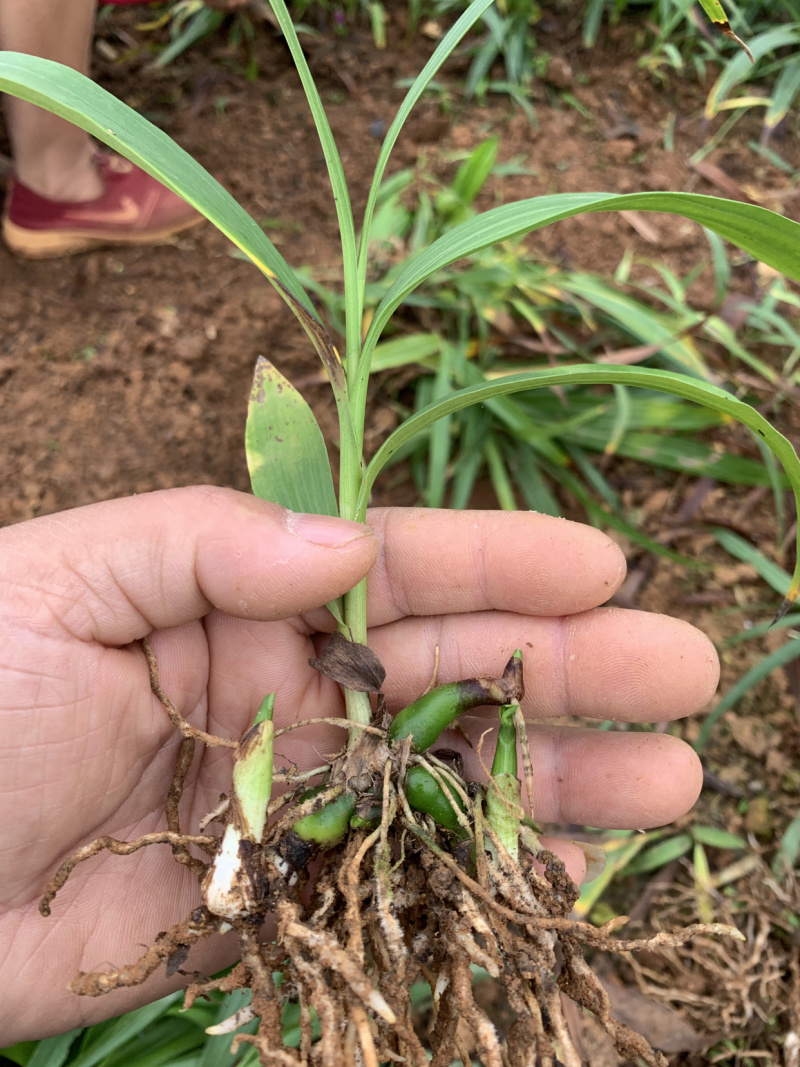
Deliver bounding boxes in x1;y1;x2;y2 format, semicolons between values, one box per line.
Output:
40;638;741;1067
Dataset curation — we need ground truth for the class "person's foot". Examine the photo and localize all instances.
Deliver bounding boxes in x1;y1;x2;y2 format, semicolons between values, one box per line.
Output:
2;152;203;258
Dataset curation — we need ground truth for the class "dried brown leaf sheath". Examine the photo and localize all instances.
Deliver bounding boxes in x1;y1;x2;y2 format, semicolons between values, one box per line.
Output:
309;632;387;692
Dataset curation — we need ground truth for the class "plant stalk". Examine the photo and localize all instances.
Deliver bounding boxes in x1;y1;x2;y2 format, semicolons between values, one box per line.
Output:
485;703;522;863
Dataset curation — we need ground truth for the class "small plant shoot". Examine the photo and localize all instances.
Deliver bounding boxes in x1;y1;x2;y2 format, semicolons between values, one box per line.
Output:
3;0;799;1062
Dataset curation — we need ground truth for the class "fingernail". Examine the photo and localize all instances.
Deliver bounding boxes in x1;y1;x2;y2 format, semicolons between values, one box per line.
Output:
287;512;372;548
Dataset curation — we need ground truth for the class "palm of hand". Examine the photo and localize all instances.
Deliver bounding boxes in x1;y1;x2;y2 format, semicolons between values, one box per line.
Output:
0;489;716;1042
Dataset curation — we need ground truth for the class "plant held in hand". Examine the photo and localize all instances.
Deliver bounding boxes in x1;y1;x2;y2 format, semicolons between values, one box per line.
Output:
4;2;800;1062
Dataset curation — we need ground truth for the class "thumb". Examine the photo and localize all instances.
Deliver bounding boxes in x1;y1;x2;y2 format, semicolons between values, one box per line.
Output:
2;486;376;645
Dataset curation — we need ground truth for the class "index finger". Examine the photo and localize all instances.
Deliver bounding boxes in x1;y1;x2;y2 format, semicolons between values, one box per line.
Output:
363;508;626;626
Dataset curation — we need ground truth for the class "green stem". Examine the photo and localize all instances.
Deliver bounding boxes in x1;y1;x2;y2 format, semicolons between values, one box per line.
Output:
485;703;522;863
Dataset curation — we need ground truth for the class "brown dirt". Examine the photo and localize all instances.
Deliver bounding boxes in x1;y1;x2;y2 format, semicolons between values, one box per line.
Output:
2;5;800;1062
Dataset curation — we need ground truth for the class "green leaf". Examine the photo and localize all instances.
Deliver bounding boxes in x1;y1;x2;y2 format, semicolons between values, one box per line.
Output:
706;26;800;117
199;990;257;1066
451;136;499;208
696;0;729;22
0;53;312;313
261;0;359;365
694;637;800;752
24;1031;81;1067
355;0;500;363
370;332;442;372
425;343;455;508
572;428;781;487
360;191;800;375
246;357;337;517
153;7;225;67
691;826;747;850
71;995;183;1067
693;841;715;923
765;54;800;130
95;1021;202;1067
575;832;663;918
712;526;792;595
620;833;694;876
357;363;800;613
559;274;709;379
0;1043;37;1067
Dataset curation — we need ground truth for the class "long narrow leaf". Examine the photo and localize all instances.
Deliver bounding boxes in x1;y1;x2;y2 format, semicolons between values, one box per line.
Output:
357;364;800;611
71;995;183;1067
765;54;800;130
712;526;792;594
26;1031;82;1067
694;637;800;752
705;25;800;118
360;192;800;383
0;53;311;311
263;0;360;364
356;0;496;349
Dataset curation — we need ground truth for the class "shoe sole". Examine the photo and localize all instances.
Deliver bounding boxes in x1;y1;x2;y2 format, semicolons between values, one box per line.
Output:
2;213;204;259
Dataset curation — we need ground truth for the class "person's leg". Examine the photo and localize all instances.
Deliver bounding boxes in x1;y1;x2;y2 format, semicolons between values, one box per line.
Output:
0;0;104;201
0;1;202;257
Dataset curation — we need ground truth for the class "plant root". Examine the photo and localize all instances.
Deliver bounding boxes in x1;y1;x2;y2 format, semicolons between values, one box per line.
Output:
44;642;746;1065
39;832;217;916
69;906;219;996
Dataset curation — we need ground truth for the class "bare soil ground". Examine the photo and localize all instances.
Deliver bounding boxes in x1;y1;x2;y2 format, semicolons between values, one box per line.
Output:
2;4;799;1061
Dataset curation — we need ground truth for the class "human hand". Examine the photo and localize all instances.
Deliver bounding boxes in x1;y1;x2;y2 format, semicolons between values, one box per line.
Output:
0;487;717;1041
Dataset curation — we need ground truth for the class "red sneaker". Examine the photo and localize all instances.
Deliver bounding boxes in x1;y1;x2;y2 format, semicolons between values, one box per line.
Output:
2;151;203;258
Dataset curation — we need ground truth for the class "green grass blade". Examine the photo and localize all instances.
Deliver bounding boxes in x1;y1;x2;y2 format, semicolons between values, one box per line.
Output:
449;407;491;509
199;990;256;1066
451;136;499;208
361;192;800;373
370;333;442;372
691;826;747;849
357;364;800;610
704;227;732;306
620;833;694;877
96;1022;202;1067
261;0;360;365
71;995;183;1067
559;274;709;378
582;0;606;47
573;428;781;487
355;0;497;348
153;7;225;67
697;0;731;23
426;343;455;508
0;53;312;312
722;612;800;647
485;438;517;510
246;357;338;516
694;636;800;752
508;443;561;516
703;316;779;384
539;455;698;566
605;384;631;456
705;25;800;118
25;1031;82;1067
575;832;663;918
765;53;800;130
565;444;620;512
712;526;791;595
